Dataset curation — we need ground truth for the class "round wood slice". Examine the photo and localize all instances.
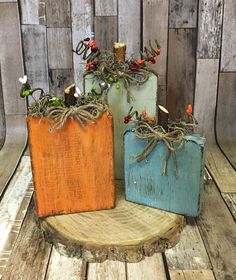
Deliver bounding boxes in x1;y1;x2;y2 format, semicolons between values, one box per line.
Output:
39;182;184;263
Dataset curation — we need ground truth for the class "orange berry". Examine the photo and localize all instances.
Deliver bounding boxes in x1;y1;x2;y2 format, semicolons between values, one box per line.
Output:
186;104;192;116
149;117;156;121
141;110;147;117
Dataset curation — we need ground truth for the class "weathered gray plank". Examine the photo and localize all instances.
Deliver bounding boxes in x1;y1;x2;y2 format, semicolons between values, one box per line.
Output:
170;270;215;280
71;0;93;89
221;0;236;71
47;28;73;69
19;0;41;25
95;0;117;16
216;73;236;168
21;25;49;94
165;218;211;270
127;254;167;280
88;260;126;280
95;16;118;51
167;29;197;119
0;115;27;198
194;59;219;142
198;0;223;59
45;0;71;27
143;0;169;106
3;200;52;280
0;66;5;149
0;3;26;115
0;0;17;2
196;181;236;280
118;0;141;58
169;0;198;28
222;193;236;221
49;69;74;98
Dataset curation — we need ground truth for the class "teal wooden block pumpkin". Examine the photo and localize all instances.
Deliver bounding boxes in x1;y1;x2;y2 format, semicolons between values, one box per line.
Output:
124;128;206;217
84;74;158;179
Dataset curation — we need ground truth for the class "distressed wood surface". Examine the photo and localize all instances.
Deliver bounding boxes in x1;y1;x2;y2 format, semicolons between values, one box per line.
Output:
21;25;49;94
194;59;219;141
47;28;72;69
169;0;198;28
222;193;236;221
216;73;236;168
19;0;41;25
45;247;87;280
167;29;197;119
165;218;211;270
88;261;126;280
0;3;25;115
95;16;118;51
170;270;215;280
221;0;236;71
71;0;93;88
118;0;141;58
45;0;71;27
49;69;74;98
95;0;117;16
0;66;5;149
0;115;27;198
196;181;236;280
127;254;166;280
143;0;169;105
3;200;52;280
197;0;223;58
40;183;184;262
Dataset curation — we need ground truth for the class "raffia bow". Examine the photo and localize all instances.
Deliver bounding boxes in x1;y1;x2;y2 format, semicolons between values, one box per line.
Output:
134;121;185;177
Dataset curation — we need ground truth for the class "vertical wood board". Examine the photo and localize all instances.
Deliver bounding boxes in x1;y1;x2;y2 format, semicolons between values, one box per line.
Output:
222;193;236;221
19;0;41;25
45;0;71;27
21;25;49;94
95;0;117;16
0;66;5;149
47;28;73;69
118;0;141;58
95;16;118;51
221;0;236;71
167;29;197;119
198;0;223;58
169;0;198;28
71;0;93;88
170;269;216;280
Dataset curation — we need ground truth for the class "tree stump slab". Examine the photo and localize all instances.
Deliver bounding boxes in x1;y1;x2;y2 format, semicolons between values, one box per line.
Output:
39;182;184;263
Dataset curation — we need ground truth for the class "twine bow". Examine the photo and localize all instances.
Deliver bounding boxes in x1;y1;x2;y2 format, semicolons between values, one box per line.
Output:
134;121;185;177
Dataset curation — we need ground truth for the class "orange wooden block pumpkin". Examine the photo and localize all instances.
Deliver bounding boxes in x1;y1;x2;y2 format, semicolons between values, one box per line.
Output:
27;112;115;217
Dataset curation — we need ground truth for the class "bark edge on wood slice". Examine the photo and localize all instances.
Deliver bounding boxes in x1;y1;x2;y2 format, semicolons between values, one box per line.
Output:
64;83;77;106
38;183;184;263
113;42;126;61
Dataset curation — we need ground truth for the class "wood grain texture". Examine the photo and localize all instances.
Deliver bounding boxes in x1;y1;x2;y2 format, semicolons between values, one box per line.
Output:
0;3;25;115
221;0;236;71
45;0;71;27
21;25;49;94
194;59;219;142
28;113;115;217
49;69;74;98
118;0;141;58
127;254;167;280
165;218;211;270
167;29;197;119
95;16;118;51
169;0;198;28
170;270;215;280
0;115;27;198
95;0;117;16
198;0;223;58
71;0;93;88
143;0;169;105
216;73;236;168
88;261;126;280
40;183;184;262
0;66;5;149
47;28;72;69
19;0;41;24
197;181;236;280
222;193;236;221
3;200;52;280
45;247;87;280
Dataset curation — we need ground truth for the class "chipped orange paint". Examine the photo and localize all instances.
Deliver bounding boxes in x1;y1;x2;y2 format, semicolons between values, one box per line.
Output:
27;112;115;217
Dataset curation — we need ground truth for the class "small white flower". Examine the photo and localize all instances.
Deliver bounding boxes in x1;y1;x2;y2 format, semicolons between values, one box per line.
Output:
74;87;82;98
49;97;56;101
19;75;27;84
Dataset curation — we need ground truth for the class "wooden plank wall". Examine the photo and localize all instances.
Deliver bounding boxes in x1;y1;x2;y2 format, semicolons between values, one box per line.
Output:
17;1;236;166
